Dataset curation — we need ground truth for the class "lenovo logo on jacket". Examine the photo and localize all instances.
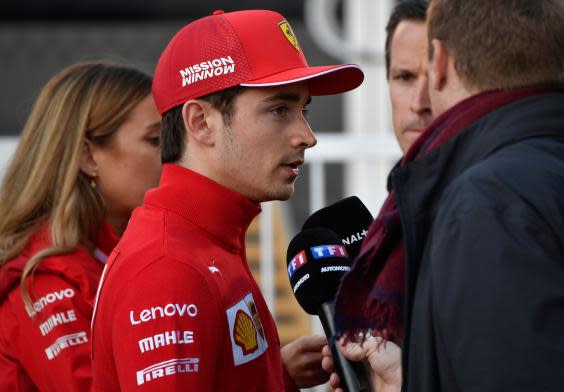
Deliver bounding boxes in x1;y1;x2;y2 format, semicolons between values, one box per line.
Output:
129;303;198;325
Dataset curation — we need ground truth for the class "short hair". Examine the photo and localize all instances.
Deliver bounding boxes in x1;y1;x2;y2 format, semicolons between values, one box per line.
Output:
161;85;246;164
385;0;429;78
428;0;564;91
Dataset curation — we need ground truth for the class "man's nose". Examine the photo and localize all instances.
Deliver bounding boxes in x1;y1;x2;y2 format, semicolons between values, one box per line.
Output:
410;76;431;116
293;120;317;149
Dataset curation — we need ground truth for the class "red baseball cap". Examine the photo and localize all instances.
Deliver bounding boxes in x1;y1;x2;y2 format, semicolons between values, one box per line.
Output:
153;9;364;114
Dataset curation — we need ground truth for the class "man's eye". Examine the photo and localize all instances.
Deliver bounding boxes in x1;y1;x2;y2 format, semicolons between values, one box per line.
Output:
302;108;309;117
395;72;415;82
272;106;288;117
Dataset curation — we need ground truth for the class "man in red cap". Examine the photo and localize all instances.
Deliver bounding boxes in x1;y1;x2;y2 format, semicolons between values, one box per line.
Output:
91;9;363;391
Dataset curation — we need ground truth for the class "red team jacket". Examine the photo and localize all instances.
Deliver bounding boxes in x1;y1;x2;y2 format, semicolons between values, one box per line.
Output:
0;223;118;391
92;164;298;391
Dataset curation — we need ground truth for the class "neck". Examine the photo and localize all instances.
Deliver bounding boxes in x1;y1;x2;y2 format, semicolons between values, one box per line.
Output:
432;56;478;117
180;149;225;191
106;214;127;237
433;79;477;118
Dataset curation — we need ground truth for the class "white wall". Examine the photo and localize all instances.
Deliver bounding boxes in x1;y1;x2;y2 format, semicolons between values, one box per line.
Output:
0;137;18;181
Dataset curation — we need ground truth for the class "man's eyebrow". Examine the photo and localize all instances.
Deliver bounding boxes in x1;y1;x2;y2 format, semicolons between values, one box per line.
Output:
264;92;312;105
390;66;414;73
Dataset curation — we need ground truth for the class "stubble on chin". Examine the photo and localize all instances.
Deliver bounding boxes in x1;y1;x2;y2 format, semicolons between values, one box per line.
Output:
260;182;295;203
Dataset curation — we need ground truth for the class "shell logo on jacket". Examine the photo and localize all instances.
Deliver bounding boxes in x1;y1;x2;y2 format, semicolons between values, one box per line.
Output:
234;310;258;354
227;292;268;366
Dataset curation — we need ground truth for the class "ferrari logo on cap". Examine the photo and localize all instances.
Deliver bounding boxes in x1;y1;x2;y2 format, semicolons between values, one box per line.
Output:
279;20;300;51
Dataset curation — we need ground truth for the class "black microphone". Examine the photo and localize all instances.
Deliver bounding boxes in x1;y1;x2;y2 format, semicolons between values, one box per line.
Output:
287;228;367;392
302;196;373;260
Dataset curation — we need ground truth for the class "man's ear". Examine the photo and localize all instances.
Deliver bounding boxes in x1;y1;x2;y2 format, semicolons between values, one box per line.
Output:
429;38;449;92
78;139;98;178
181;99;222;146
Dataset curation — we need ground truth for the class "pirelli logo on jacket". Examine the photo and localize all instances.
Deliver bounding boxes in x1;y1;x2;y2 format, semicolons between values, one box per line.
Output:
136;357;199;386
226;292;268;366
44;331;88;360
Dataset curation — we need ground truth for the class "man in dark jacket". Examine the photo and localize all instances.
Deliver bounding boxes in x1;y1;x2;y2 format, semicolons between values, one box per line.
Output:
332;1;564;391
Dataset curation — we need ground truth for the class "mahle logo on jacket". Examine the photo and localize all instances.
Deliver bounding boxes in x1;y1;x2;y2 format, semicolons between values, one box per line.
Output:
227;292;268;365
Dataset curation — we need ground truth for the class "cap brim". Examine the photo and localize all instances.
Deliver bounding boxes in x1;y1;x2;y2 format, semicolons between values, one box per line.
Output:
240;64;364;95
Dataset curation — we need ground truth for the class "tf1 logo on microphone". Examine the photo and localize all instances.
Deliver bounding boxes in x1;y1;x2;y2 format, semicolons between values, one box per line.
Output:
288;250;307;278
310;244;348;259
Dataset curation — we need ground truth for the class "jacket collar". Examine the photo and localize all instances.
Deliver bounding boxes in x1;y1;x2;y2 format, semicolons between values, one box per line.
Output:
0;221;118;305
144;164;261;251
393;89;564;263
20;221;118;265
394;88;564;200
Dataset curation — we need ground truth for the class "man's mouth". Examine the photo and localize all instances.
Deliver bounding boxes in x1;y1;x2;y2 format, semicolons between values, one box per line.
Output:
405;127;425;135
281;159;304;176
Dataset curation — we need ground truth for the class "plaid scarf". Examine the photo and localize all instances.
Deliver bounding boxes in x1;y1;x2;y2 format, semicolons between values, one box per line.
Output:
334;86;554;345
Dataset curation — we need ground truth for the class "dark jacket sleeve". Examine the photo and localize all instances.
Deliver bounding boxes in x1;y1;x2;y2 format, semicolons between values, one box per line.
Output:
427;175;564;392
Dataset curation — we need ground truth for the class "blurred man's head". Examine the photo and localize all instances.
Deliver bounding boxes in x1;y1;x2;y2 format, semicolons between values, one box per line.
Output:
385;0;431;154
427;0;564;116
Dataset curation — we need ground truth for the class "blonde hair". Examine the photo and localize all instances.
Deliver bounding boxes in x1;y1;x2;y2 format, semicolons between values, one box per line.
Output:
0;62;152;308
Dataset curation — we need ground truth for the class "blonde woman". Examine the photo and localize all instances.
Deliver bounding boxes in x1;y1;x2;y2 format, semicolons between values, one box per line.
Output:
0;62;161;391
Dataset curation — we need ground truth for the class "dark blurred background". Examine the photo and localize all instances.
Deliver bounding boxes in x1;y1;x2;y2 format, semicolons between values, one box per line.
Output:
0;0;344;138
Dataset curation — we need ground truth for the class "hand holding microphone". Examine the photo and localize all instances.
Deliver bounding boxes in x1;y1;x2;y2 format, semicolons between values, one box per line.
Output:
323;336;402;392
286;196;374;392
302;197;403;392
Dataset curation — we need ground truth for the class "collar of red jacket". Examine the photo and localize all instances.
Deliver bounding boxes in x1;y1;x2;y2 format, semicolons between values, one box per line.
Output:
18;221;118;262
0;220;118;305
144;164;262;251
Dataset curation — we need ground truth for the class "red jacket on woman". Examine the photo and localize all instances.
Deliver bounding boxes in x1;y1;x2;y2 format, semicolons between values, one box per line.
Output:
0;223;118;392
